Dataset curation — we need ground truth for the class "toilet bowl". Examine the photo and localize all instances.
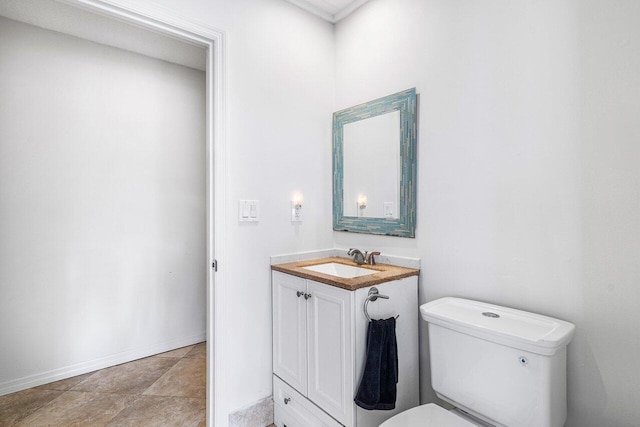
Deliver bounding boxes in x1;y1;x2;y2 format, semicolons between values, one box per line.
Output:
380;403;483;427
380;297;575;427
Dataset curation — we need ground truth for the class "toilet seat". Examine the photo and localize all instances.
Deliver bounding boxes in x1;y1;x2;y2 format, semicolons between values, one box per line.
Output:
380;403;476;427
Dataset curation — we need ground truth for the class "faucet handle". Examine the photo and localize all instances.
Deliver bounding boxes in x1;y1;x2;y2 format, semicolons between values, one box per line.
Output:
364;251;381;265
347;248;365;265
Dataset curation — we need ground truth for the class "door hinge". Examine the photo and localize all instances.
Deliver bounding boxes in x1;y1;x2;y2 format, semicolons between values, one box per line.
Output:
211;259;218;272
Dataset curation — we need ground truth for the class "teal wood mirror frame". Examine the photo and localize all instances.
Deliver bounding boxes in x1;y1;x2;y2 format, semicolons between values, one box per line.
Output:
333;88;417;237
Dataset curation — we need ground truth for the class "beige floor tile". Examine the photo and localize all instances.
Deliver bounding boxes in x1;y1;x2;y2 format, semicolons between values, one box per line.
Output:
105;395;205;427
2;344;207;426
184;342;206;359
35;372;95;391
155;345;195;359
13;391;136;427
71;356;178;395
0;388;63;426
143;357;205;398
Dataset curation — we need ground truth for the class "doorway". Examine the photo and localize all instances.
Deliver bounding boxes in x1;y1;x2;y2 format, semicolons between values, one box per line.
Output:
0;1;225;426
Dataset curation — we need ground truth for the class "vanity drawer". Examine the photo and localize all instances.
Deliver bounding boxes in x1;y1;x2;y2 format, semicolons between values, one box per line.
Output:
273;375;342;427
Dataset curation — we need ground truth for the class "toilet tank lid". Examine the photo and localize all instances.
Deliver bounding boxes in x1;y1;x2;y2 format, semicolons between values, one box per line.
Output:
420;297;576;356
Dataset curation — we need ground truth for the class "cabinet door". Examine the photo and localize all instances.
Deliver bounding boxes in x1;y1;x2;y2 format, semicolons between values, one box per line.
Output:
273;271;307;393
307;280;354;426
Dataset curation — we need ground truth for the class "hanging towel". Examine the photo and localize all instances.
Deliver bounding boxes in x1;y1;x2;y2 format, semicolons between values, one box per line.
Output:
354;317;398;410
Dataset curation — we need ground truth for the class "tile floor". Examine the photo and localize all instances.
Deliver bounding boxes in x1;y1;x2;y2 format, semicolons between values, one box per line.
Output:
0;342;206;427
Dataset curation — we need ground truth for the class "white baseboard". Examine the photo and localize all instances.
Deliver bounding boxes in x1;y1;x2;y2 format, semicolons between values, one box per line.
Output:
229;396;274;427
0;331;206;396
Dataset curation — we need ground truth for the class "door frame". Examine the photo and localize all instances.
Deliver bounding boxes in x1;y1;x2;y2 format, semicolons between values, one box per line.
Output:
57;1;228;425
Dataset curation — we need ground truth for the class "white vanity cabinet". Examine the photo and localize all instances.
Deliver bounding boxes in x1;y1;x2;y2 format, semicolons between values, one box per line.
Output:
273;272;353;425
272;269;419;427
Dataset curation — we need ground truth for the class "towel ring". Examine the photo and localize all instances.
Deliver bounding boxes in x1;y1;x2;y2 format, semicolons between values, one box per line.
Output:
364;287;400;322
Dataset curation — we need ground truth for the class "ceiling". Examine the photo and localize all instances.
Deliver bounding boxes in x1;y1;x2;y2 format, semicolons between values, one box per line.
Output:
284;0;370;23
0;0;206;71
0;0;368;68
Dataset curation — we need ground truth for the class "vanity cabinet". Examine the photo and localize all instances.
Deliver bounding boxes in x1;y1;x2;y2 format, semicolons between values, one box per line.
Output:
273;272;353;425
272;268;419;427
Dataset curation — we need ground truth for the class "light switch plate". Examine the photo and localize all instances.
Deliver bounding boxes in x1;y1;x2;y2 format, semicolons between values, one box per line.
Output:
291;201;303;222
384;202;395;218
239;200;259;222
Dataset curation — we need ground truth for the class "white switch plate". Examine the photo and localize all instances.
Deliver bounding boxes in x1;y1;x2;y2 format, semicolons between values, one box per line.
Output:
239;200;259;222
291;201;303;222
384;202;395;218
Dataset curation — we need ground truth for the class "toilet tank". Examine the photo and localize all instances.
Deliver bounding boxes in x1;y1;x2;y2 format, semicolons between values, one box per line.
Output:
421;298;575;427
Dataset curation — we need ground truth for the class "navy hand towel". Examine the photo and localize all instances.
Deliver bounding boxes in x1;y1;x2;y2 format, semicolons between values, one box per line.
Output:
354;317;398;410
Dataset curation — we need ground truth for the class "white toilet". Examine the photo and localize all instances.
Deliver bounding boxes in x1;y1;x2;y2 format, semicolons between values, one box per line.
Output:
381;297;575;427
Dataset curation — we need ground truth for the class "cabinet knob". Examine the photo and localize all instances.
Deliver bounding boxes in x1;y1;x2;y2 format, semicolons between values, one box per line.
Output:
304;293;312;300
296;291;304;298
284;397;291;405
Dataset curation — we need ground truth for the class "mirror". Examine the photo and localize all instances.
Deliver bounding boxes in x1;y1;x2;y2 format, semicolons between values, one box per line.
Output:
333;88;417;237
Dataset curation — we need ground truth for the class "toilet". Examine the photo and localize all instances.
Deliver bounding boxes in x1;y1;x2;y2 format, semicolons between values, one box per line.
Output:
381;297;575;427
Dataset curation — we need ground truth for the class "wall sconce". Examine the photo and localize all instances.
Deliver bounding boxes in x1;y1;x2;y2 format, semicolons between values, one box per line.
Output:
357;195;367;217
291;193;303;222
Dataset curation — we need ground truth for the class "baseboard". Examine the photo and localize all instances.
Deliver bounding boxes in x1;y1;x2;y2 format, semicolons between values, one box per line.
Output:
229;396;274;427
0;331;206;396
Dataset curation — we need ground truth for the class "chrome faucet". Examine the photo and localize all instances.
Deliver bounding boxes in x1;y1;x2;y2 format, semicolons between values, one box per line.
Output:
347;248;365;265
364;251;381;265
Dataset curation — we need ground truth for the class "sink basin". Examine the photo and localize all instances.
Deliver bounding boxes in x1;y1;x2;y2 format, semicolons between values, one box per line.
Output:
302;262;377;279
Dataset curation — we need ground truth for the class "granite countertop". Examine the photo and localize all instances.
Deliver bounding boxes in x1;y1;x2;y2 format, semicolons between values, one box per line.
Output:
271;256;419;291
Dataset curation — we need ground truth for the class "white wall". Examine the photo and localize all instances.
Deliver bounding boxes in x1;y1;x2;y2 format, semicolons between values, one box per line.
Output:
0;17;206;392
104;0;336;415
218;1;335;412
1;0;336;418
335;0;640;426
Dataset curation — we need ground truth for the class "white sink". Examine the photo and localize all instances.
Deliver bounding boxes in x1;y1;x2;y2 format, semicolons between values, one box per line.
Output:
302;262;377;279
